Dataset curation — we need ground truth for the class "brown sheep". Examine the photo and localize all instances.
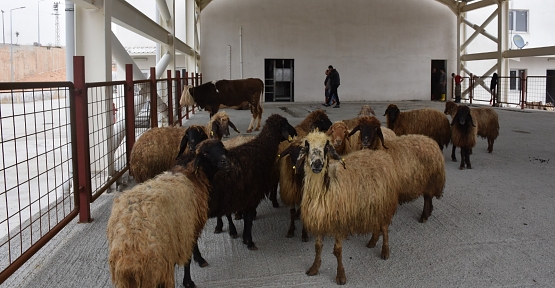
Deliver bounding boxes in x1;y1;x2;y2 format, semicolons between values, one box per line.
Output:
296;131;400;285
384;104;451;150
107;140;230;288
130;125;208;183
328;118;396;155
342;105;377;129
450;105;478;169
444;101;499;156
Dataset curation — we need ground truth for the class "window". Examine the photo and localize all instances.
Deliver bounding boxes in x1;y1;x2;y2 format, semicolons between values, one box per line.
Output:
509;10;528;32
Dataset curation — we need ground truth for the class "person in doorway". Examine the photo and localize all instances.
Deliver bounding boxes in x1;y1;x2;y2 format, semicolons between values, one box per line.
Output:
326;65;341;108
439;68;447;101
452;73;463;103
431;68;440;100
490;73;498;106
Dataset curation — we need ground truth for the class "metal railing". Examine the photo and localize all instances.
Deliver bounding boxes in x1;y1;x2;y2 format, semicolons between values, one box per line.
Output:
452;73;554;111
0;56;201;283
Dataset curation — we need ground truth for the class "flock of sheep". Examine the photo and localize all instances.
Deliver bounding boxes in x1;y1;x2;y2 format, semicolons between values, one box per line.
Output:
107;101;500;287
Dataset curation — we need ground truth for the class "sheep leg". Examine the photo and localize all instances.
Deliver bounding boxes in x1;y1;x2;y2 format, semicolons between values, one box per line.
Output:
464;148;472;169
306;235;323;276
214;216;224;234
487;138;494;153
192;244;208;267
420;195;433;223
269;188;280;208
451;145;457;162
459;148;466;170
366;230;380;248
333;237;347;285
301;224;309;242
226;214;238;238
286;208;296;238
242;208;258;250
182;261;196;288
380;224;390;260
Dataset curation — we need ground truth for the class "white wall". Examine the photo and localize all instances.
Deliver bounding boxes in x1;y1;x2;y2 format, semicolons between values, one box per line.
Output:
200;0;457;102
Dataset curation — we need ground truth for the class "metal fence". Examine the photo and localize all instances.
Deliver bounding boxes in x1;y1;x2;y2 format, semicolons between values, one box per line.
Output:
452;74;555;111
0;56;200;283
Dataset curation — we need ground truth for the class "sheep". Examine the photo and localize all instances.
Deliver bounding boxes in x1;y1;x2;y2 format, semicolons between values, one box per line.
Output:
270;109;333;208
383;104;451;150
207;111;241;138
276;139;308;241
107;139;231;288
130;125;208;183
349;116;445;222
444;101;499;159
326;119;396;155
450;105;478;169
295;131;400;285
185;113;296;283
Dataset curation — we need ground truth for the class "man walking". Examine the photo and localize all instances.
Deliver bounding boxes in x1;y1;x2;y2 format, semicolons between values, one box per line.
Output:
452;73;462;103
328;65;341;108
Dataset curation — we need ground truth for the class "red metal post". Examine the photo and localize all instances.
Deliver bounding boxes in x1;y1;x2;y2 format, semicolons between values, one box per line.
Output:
73;56;93;223
125;64;136;168
191;72;196;115
175;70;183;126
149;67;158;127
469;73;473;105
167;70;174;125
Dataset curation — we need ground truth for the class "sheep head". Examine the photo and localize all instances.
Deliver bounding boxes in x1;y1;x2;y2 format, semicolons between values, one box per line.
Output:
348;116;388;150
193;139;231;177
358;105;376;117
296;131;345;174
176;125;209;159
383;104;401;128
208;111;240;139
325;121;350;149
451;105;476;128
444;101;458;117
306;110;333;133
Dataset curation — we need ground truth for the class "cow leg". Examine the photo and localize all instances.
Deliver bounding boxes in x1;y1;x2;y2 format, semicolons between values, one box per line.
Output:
246;115;255;133
255;103;263;131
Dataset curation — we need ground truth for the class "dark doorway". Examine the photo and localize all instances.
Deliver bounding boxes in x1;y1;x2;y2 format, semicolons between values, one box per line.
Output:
264;59;294;102
431;60;446;101
547;70;555;104
510;69;526;90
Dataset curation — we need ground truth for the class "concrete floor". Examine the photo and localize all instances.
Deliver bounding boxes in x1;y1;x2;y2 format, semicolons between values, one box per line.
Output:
3;100;555;288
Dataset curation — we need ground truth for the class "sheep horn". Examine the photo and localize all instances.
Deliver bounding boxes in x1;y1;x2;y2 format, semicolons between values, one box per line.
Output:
228;120;241;134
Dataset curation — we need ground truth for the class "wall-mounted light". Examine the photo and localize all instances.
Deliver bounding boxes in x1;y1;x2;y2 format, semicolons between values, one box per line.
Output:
133;57;148;61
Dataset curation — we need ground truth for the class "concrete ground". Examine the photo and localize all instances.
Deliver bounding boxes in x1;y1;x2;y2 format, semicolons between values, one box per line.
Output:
3;100;555;288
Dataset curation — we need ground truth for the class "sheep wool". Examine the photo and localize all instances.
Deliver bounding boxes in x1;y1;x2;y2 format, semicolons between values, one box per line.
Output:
107;164;210;288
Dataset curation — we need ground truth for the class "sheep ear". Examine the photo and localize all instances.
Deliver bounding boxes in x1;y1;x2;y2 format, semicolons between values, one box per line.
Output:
211;122;220;139
450;113;459;126
278;145;292;159
193;153;204;174
469;114;476;127
326;141;346;169
295;141;309;169
325;127;333;136
377;127;388;149
383;108;389;116
176;132;189;159
228;120;240;133
348;125;360;137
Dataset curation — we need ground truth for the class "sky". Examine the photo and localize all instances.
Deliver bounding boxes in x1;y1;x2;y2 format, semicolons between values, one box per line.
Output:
1;0;66;46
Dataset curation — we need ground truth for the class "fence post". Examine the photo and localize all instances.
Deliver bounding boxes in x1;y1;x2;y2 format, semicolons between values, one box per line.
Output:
191;72;196;115
167;70;174;125
176;70;183;126
73;56;93;223
469;73;473;105
149;67;158;127
521;71;526;109
125;64;136;169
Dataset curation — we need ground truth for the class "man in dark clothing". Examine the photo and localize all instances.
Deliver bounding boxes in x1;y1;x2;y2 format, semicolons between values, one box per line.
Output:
431;68;439;100
327;65;341;108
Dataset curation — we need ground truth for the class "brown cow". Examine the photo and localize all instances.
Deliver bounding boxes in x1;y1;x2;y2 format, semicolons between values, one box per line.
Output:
180;78;264;133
